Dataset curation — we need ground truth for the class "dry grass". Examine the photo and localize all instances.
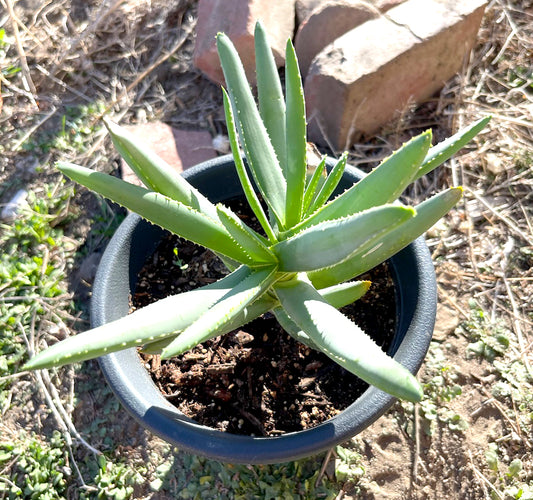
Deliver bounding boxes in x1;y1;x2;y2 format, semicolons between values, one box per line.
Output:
0;0;532;497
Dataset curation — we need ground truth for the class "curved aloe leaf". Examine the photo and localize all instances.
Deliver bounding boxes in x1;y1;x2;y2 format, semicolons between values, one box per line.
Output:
142;280;369;354
310;187;463;288
216;204;277;264
288;131;432;236
222;88;277;243
255;22;286;169
417;116;491;179
23;266;252;370
274;277;423;402
104;118;219;219
217;33;287;228
284;37;307;226
58;162;256;265
161;265;278;358
273;205;416;272
272;279;370;351
303;155;327;213
305;152;347;216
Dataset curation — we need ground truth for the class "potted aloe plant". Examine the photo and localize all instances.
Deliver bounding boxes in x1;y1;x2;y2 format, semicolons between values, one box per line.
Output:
24;22;489;463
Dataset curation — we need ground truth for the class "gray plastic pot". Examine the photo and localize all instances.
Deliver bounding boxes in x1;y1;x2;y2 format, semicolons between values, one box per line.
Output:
91;154;436;464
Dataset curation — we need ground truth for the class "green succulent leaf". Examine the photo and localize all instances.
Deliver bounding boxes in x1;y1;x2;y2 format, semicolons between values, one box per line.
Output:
103;118;219;219
284;37;307;226
222;87;277;242
303;155;327;213
274;277;423;402
417;116;491;179
273;307;318;351
142;280;369;355
216;204;277;264
161;265;278;358
217;32;287;228
310;187;463;288
289;131;432;235
57;162;254;265
255;21;286;170
305;152;347;216
273;205;416;272
23;266;253;370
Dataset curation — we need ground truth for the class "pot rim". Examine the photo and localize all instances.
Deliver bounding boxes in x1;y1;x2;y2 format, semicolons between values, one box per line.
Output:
92;154;436;464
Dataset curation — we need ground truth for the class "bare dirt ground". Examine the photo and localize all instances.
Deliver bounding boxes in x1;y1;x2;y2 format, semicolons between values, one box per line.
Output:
0;0;532;498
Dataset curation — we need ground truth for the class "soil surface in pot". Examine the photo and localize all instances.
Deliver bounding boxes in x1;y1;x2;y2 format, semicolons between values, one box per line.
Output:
133;199;396;437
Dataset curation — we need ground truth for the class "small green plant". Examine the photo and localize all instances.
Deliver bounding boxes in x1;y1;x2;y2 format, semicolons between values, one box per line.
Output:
24;23;490;402
0;431;68;499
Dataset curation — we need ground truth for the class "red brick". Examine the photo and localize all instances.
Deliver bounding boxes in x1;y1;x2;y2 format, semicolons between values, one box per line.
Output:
305;0;487;149
295;0;405;78
193;0;296;85
120;122;216;187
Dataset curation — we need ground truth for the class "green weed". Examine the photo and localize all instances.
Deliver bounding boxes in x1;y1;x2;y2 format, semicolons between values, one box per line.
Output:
0;431;68;499
0;182;75;410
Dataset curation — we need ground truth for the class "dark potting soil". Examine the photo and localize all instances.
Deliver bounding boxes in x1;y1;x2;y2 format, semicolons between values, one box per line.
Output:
133;199;397;436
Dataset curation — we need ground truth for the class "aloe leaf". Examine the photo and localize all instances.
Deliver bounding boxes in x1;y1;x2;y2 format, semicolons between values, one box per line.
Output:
216;204;277;264
255;22;286;170
217;33;287;228
273;205;416;272
161;265;279;358
274;278;423;402
302;156;327;213
222;88;277;243
288;132;432;236
142;279;370;354
23;266;252;370
58;162;254;265
142;292;279;354
103;119;219;219
319;280;371;308
306;152;348;215
273;307;319;351
310;187;463;288
416;116;491;179
284;37;307;226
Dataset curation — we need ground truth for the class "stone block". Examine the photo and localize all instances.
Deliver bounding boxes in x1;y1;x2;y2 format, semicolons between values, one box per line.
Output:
193;0;295;85
120;122;217;187
305;0;487;149
295;0;325;22
295;0;405;77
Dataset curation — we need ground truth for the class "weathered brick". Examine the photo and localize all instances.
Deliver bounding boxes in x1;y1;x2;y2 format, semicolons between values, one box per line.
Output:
305;0;487;149
295;0;405;78
193;0;295;85
120;122;216;186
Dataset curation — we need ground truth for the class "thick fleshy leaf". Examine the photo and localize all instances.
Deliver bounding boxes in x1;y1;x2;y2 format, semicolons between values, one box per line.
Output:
22;266;252;370
103;119;219;219
217;33;287;228
255;21;286;169
416;116;491;179
272;279;370;350
216;204;277;263
284;37;307;226
161;265;278;358
288;131;432;235
273;205;416;272
310;187;463;288
274;277;423;402
58;162;254;265
222;88;277;243
305;152;347;216
142;280;369;354
303;156;327;213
